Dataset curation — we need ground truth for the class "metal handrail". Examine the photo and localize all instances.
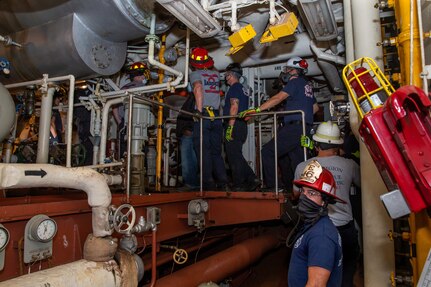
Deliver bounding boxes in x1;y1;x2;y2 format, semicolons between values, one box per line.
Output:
130;93;307;197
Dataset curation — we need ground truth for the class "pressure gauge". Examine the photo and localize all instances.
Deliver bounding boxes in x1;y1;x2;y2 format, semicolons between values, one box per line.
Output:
200;200;209;213
28;215;57;243
0;225;9;251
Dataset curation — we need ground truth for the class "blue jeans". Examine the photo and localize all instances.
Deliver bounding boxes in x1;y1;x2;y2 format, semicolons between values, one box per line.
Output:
261;124;310;188
193;118;228;190
180;134;198;188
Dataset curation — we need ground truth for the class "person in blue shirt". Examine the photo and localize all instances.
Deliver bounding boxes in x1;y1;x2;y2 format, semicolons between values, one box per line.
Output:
223;63;259;191
239;57;319;191
288;160;344;286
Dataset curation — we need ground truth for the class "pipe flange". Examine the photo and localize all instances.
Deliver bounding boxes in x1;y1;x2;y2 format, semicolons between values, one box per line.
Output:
145;34;160;44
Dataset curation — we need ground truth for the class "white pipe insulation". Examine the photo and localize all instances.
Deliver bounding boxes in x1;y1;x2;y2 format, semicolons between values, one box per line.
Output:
0;164;113;237
99;98;124;164
36;87;56;164
0;259;121;287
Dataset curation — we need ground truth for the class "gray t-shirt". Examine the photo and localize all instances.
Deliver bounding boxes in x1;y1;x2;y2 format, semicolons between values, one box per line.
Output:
294;155;361;226
190;69;221;110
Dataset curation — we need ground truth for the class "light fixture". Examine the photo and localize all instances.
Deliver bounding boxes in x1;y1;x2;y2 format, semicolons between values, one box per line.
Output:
227;24;257;55
259;12;298;44
156;0;221;38
297;0;338;41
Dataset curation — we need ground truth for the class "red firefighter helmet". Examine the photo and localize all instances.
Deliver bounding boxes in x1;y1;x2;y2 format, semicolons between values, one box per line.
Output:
126;62;150;79
294;160;346;203
190;47;214;69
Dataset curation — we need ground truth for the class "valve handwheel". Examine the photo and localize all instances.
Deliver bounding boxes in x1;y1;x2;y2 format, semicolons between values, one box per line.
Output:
173;248;188;264
113;204;136;234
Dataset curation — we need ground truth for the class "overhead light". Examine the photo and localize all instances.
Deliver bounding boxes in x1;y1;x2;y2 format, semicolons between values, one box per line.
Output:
259;12;298;44
297;0;338;41
227;24;257;55
156;0;221;38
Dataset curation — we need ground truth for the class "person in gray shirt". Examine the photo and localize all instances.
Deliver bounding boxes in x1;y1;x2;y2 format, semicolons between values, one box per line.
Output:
293;121;361;287
189;47;228;190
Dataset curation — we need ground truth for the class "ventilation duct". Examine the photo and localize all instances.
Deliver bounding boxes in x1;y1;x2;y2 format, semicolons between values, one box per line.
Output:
0;83;15;142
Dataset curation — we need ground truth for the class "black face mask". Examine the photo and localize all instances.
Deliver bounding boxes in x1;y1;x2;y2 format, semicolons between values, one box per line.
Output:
297;193;327;224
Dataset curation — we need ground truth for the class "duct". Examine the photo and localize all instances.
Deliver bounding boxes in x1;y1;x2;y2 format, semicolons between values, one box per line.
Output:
173;32;314;72
350;1;394;287
156;0;221;38
0;164;113;237
0;259;121;287
36;87;56;164
316;60;346;93
156;233;279;287
0;0;172;40
0;82;15;142
2;14;126;83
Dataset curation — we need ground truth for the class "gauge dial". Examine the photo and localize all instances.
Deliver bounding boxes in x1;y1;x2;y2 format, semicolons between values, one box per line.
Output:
0;226;9;251
36;219;57;242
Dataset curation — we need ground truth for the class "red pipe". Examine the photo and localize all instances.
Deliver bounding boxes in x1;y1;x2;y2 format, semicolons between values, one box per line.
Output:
156;233;279;287
150;227;157;287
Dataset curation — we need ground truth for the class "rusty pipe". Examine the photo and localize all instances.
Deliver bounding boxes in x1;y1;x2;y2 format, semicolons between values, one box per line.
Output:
150;226;157;287
156;233;279;287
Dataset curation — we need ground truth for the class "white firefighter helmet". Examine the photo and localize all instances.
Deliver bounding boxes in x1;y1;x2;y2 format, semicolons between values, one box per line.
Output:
312;121;344;145
284;56;308;71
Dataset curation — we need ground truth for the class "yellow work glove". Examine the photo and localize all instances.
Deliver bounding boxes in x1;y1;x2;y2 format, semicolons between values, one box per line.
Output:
300;135;314;150
225;125;234;142
238;107;261;121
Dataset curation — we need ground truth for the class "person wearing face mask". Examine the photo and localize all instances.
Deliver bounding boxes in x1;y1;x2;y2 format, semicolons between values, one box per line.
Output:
294;121;361;287
239;57;319;192
288;160;344;287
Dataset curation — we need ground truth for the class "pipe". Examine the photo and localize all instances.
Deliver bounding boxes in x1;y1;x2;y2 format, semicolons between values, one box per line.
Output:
418;0;428;94
86;162;123;170
269;0;276;25
351;1;394;286
149;226;158;287
0;164;113;237
156;233;279;287
310;41;346;65
5;74;76;167
231;1;240;32
100;98;124;164
0;82;15;142
163;125;175;186
0;259;121;287
127;94;133;202
316;60;346;93
36;86;55;163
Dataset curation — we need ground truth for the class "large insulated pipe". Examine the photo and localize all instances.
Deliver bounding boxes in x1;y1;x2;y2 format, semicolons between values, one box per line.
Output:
0;259;121;287
350;1;394;287
0;82;15;142
0;164;112;237
156;234;279;287
36;87;55;163
100;98;124;164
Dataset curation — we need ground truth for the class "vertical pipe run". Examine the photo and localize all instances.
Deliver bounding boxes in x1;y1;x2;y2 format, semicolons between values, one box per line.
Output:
36;87;55;163
417;0;428;94
155;32;167;192
127;94;133;203
149;227;158;287
99;98;124;164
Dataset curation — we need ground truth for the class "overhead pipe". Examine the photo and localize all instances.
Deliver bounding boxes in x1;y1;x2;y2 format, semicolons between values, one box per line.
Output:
310;41;346;65
316;60;346;93
0;259;121;287
156;233;279;287
5;75;76;167
0;164;113;237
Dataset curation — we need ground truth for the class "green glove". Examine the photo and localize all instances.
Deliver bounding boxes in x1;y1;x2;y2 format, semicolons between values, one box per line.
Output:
225;125;234;142
238;107;261;121
300;135;314;150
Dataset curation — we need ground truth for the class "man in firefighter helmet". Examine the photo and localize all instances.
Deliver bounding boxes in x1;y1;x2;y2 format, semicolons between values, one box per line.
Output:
294;121;361;287
189;47;228;190
288;160;343;286
239;56;319;192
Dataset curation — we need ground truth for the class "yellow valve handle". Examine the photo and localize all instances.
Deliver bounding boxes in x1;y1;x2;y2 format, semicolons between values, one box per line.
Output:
173;248;188;264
